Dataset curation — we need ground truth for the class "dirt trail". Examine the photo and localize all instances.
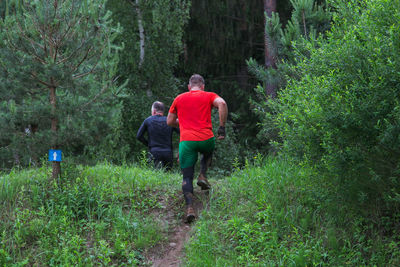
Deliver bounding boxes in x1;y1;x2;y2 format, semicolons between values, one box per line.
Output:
148;189;208;267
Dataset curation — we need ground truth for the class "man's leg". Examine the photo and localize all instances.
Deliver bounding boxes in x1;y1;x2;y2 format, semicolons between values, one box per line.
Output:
200;152;212;176
164;156;173;171
148;152;157;168
179;141;198;222
197;152;212;190
182;166;194;204
150;151;163;169
196;137;215;190
158;151;173;171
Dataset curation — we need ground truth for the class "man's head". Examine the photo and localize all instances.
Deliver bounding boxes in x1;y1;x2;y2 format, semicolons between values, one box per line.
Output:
188;74;205;91
151;101;165;115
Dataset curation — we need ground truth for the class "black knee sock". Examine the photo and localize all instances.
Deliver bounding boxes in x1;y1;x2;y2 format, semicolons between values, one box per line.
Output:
182;167;194;205
200;152;213;176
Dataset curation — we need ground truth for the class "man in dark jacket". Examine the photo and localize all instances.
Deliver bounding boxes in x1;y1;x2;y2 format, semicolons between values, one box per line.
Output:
136;101;179;170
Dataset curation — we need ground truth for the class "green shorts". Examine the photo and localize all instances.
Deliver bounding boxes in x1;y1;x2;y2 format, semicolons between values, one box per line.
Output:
179;137;215;169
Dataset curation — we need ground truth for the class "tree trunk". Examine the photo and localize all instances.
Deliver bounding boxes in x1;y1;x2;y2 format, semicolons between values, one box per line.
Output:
263;0;277;98
302;10;307;38
50;83;61;180
135;0;145;68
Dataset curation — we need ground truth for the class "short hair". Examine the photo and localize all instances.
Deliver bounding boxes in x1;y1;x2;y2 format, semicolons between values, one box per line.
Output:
152;101;165;113
189;74;205;87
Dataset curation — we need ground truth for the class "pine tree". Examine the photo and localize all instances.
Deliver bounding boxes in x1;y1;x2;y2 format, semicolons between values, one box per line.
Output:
0;0;122;177
250;0;331;91
247;0;331;145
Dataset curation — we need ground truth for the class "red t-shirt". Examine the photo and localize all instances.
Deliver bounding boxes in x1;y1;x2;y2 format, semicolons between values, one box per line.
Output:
169;90;219;141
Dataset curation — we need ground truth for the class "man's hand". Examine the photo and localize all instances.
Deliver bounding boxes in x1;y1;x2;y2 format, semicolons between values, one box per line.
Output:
217;126;225;140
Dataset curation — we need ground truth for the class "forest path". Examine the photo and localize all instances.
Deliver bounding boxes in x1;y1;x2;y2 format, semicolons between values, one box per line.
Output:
146;188;209;267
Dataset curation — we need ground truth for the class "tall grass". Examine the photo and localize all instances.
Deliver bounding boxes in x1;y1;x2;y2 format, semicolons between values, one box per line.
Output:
0;163;181;266
1;158;399;266
183;157;400;266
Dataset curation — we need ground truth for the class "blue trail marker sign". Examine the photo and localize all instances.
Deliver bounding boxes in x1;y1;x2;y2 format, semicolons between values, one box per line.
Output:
49;150;62;162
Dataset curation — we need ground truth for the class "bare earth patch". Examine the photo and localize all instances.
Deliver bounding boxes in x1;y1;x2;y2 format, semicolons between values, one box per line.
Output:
146;189;209;267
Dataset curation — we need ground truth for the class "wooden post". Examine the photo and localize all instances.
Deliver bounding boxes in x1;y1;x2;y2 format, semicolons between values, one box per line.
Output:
50;83;61;179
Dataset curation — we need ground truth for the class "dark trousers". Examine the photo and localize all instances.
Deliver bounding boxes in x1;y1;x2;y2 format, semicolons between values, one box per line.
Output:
150;150;173;171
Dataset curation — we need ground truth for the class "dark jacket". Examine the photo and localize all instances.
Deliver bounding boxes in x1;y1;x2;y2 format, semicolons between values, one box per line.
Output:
136;115;179;153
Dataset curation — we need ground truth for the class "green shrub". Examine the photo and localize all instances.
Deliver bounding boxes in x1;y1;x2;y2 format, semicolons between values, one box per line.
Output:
208;111;240;177
274;0;400;210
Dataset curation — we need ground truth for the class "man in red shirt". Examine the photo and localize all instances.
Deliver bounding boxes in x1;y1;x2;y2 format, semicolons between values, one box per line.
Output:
167;74;228;222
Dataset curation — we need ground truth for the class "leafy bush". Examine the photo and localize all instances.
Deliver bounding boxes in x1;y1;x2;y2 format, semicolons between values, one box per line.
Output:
273;0;400;210
247;0;332;149
208;111;241;177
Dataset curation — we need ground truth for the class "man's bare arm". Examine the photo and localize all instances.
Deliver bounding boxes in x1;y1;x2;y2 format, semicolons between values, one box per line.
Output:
213;97;228;127
167;112;179;128
213;97;228;139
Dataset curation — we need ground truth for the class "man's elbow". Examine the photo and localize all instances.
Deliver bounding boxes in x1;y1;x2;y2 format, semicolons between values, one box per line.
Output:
166;116;174;127
218;100;227;111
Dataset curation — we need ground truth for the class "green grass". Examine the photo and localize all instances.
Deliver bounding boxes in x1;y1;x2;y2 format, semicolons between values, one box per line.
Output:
0;163;182;266
1;157;399;266
183;157;400;266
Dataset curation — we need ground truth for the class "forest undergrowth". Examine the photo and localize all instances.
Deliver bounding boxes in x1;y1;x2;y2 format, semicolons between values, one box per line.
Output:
184;156;400;266
0;163;184;266
1;157;399;266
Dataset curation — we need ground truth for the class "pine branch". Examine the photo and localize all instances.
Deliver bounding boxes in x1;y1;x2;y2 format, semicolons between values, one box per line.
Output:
13;20;47;65
30;72;54;88
72;61;100;79
80;76;119;109
69;46;94;72
29;15;49;57
72;45;104;78
57;14;82;48
56;37;93;66
56;15;95;66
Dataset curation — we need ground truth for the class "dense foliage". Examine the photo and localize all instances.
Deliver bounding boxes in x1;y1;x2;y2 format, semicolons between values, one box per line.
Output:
247;0;332;147
273;0;400;212
106;0;190;162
